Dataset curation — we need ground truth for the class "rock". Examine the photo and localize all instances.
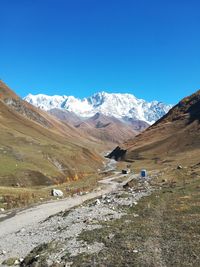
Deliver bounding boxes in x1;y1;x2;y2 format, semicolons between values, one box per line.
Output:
14;259;20;265
133;249;138;253
1;250;6;255
65;262;73;267
177;165;183;169
51;189;64;197
95;199;101;205
0;208;5;212
107;233;115;239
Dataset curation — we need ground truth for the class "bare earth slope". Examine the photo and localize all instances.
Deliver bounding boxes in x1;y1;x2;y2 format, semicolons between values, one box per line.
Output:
76;112;138;144
49;109;139;145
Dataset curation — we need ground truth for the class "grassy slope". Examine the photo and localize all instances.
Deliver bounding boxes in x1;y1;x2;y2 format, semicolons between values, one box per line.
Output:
0;100;102;186
107;90;200;163
0;99;105;209
68;165;200;267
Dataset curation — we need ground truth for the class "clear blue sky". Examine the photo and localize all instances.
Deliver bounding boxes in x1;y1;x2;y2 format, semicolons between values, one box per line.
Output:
1;0;200;103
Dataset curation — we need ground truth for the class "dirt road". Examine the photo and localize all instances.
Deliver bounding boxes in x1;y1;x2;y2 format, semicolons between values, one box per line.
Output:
0;172;131;241
0;169;152;266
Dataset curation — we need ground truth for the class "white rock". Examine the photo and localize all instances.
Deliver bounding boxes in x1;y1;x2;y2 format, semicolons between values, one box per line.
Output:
2;250;6;255
65;262;73;267
51;189;64;197
95;199;101;205
14;259;20;265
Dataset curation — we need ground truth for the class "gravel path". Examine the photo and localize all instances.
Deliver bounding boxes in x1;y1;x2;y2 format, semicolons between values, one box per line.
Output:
0;172;134;264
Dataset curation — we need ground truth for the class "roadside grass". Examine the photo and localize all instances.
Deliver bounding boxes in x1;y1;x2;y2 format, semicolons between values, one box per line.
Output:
67;169;200;267
0;173;101;210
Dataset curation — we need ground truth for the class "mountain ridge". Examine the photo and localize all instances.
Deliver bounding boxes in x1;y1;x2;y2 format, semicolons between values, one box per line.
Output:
24;91;172;125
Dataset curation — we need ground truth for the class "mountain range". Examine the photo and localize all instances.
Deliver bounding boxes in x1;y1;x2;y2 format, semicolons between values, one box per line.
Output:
24;92;172;125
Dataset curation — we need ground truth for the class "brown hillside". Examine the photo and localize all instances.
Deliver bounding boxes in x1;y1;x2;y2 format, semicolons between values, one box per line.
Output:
0;81;103;187
49;109;139;145
108;90;200;163
48;108;82;126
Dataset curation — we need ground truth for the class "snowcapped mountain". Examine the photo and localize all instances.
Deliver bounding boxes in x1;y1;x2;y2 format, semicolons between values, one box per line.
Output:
24;92;172;124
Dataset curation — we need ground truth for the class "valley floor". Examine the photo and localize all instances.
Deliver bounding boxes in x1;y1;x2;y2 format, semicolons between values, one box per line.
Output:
1;164;200;267
0;171;139;265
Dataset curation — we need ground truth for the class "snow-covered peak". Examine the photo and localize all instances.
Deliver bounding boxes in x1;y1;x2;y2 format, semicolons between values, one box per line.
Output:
24;91;172;124
25;93;67;111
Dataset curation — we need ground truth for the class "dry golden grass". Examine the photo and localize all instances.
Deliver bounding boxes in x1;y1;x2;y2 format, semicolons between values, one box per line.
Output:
0;172;101;209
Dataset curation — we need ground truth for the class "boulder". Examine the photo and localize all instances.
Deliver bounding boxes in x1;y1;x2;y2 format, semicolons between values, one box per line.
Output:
51;189;64;197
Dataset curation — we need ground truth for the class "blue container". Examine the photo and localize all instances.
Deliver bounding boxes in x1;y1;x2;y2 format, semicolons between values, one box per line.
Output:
141;169;147;178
